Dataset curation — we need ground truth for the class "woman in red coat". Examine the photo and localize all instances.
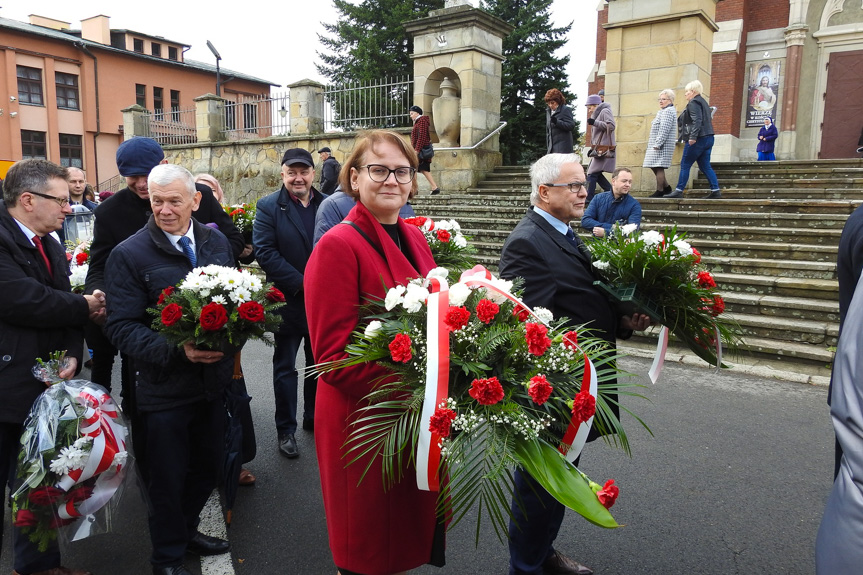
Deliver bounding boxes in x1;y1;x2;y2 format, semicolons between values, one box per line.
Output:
305;130;442;575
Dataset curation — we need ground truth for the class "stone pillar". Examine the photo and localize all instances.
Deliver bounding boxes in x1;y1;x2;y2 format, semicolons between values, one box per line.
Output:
779;25;807;157
120;104;149;140
604;0;719;192
405;4;513;192
287;79;324;135
193;93;227;143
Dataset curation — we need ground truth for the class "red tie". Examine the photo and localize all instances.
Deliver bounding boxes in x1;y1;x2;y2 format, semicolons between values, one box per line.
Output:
32;235;54;280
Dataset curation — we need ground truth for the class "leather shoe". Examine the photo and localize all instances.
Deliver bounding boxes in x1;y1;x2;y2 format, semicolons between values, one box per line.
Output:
13;569;93;575
152;566;192;575
279;433;299;458
186;531;230;556
542;549;593;575
302;418;314;432
704;189;722;199
648;190;665;198
663;189;683;198
238;467;256;486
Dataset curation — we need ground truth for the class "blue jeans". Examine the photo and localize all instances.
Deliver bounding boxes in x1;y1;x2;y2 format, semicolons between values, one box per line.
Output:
273;334;316;436
675;135;719;191
585;172;611;204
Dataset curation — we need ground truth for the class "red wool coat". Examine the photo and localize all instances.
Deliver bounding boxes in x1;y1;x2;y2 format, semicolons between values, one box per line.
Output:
305;201;439;575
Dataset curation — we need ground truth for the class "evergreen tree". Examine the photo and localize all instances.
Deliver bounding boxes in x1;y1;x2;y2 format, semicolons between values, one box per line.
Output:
482;0;576;165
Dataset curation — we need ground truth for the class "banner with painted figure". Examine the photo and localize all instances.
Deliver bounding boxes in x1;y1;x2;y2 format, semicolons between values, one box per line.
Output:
746;61;780;128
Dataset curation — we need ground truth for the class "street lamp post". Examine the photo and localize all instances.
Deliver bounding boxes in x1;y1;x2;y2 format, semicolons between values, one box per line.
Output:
206;40;222;97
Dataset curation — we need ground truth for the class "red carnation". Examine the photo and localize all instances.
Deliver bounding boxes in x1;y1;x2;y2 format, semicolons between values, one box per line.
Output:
571;388;596;425
404;216;427;227
711;295;725;316
13;509;38;527
238;301;265;322
436;229;451;243
230;208;245;217
596;479;620;509
161;303;183;327
469;376;505;405
429;407;457;438
691;247;702;264
445;306;471;331
266;286;286;302
75;252;88;266
562;331;578;350
475;299;500;324
697;271;716;289
528;374;553;405
389;333;413;363
512;304;530;322
199;302;228;331
28;486;65;506
525;322;552;356
157;285;175;305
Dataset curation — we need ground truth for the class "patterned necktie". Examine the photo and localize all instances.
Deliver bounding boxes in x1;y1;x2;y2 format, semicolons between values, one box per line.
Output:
32;235;54;279
564;227;580;249
177;235;197;267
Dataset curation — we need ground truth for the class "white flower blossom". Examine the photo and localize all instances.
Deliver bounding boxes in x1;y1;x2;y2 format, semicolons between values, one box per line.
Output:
453;234;468;248
533;307;554;324
364;320;383;339
402;283;429;313
484;277;514;304
673;239;693;256
620;223;638;236
385;285;406;310
110;451;128;470
427;267;449;281
641;230;664;247
73;436;93;449
448;283;472;306
230;287;252;304
69;265;88;290
593;260;610;270
210;295;227;305
49;446;87;475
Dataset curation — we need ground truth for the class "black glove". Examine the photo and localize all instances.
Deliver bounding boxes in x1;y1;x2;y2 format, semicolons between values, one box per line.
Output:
550;114;558;124
587;118;595;125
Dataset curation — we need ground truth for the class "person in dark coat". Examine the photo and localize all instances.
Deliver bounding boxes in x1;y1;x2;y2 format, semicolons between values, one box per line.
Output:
499;153;649;575
253;148;327;459
665;80;721;199
0;159;106;575
756;117;778;161
105;164;234;575
410;105;440;195
545;88;575;154
317;147;341;196
585;94;616;205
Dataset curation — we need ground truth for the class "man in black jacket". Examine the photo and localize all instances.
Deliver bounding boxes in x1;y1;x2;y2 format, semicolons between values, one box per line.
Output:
0;159;106;575
317;147;341;196
105;164;233;575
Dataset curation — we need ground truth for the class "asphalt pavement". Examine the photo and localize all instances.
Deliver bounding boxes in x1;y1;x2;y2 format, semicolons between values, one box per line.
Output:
0;341;834;574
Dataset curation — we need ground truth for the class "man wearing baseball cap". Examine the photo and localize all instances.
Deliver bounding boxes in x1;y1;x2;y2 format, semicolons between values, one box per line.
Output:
317;147;341;196
254;148;327;459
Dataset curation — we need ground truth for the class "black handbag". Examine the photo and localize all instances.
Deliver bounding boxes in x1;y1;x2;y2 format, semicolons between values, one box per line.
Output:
418;143;435;161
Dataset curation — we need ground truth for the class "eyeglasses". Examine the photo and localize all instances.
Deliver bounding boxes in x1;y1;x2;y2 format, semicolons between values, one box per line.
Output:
544;182;586;193
29;191;69;208
360;165;416;184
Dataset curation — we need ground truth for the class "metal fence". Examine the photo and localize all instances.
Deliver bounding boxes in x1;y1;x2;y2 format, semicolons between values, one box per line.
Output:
223;91;291;140
324;76;413;132
140;106;198;146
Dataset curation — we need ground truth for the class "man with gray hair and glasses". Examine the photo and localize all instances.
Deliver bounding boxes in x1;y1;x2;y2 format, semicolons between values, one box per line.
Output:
0;159;106;575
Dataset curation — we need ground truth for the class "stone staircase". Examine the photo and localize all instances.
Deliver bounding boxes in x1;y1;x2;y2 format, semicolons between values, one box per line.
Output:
410;159;863;380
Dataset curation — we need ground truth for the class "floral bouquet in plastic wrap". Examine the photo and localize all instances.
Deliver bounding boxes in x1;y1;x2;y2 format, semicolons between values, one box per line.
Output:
312;265;649;539
148;265;284;354
403;217;476;274
65;240;90;294
12;352;132;551
586;224;743;375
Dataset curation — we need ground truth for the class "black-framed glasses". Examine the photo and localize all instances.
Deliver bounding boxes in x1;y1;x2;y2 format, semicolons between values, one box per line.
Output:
543;182;586;193
28;191;69;208
360;164;416;184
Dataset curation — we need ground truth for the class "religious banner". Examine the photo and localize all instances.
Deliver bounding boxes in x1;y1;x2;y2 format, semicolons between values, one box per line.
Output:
746;61;780;128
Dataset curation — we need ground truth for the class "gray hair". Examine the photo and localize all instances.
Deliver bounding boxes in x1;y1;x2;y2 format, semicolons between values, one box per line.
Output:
659;88;675;103
529;154;580;205
148;164;196;197
2;159;68;205
685;80;704;95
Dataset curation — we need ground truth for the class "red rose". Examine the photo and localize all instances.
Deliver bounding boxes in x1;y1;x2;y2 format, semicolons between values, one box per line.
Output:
697;271;716;289
404;216;427;227
562;331;579;350
161;303;183;327
571;388;596;425
157;285;175;305
436;229;451;243
429;407;457;438
199;302;228;331
389;333;413;363
75;252;88;266
469;376;505;405
66;485;94;503
525;322;552;356
28;486;64;506
13;509;38;527
512;304;530;322
711;295;725;316
265;287;286;302
475;299;500;324
596;479;620;509
238;301;265;322
445;306;471;331
528;374;553;405
691;247;702;264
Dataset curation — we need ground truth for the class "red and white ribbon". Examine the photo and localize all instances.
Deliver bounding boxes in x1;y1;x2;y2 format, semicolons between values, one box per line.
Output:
557;353;598;463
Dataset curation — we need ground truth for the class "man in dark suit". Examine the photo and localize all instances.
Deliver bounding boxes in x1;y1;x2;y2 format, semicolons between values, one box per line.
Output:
0;159;106;575
105;164;234;575
253;148;327;458
499;153;649;575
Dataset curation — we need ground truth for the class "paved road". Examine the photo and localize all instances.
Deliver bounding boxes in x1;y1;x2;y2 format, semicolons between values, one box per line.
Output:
1;342;834;574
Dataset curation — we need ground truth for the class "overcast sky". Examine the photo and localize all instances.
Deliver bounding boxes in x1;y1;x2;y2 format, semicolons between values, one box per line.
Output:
1;0;598;123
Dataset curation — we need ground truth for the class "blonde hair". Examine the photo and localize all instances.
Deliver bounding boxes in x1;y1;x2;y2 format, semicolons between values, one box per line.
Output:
685;80;704;96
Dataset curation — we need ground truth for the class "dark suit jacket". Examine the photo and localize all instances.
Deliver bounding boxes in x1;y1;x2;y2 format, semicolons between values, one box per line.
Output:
253;186;325;336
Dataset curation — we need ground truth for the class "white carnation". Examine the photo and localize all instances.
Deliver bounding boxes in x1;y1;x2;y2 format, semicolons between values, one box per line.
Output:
110;451;128;470
448;282;472;306
641;230;664;247
485;277;514;304
364;320;383;339
427;267;449;281
673;239;693;256
533;306;554;323
453;234;467;248
384;285;406;311
593;260;610;270
402;283;429;313
620;223;638;236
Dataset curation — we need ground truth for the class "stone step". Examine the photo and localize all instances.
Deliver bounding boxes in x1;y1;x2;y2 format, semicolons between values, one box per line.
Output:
692;177;863;189
642;223;842;245
636;198;861;215
640;209;847;229
713;272;837;299
688;239;836;262
722;292;839;323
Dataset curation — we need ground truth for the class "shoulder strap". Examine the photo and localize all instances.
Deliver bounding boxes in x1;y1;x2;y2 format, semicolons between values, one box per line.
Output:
340;220;386;260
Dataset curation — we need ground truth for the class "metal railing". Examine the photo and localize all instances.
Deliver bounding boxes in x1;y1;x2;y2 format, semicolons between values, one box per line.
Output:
323;76;413;132
434;121;508;152
140;106;198;145
223;91;290;140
